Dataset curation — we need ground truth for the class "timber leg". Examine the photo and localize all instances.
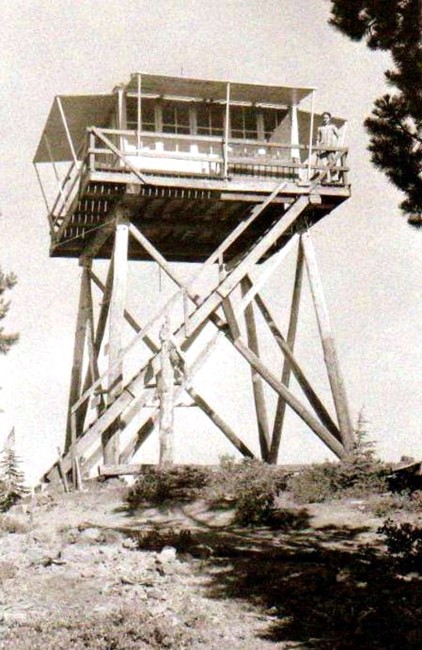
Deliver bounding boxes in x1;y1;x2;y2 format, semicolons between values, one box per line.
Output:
301;231;354;451
102;215;129;465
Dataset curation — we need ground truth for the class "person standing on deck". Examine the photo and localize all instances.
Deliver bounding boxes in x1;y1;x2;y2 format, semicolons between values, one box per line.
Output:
316;112;339;182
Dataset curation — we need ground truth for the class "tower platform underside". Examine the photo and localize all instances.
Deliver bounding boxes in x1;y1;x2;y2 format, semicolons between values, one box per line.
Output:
51;172;350;263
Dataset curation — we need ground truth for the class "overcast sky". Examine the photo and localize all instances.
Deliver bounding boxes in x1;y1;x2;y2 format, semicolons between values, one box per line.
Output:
1;0;421;484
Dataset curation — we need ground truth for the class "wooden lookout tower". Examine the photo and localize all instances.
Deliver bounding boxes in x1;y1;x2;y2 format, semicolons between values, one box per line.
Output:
34;72;354;484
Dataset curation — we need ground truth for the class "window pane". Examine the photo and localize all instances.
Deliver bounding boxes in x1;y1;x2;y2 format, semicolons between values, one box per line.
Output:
162;101;176;127
176;103;190;127
126;97;137;128
141;98;155;131
197;103;224;136
244;107;256;132
263;108;287;139
230;107;243;133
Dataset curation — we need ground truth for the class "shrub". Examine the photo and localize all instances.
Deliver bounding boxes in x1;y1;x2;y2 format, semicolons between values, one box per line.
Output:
287;415;388;503
208;458;283;526
126;465;211;507
1;606;197;649
287;455;387;504
370;490;422;517
378;519;422;573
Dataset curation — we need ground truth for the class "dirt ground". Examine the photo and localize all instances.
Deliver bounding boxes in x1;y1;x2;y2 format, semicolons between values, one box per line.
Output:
0;480;421;649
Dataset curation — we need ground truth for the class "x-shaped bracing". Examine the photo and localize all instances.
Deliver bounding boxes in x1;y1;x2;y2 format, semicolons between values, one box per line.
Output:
50;175;353;483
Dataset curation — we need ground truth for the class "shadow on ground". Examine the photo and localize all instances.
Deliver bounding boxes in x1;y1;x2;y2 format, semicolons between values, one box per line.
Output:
109;501;422;649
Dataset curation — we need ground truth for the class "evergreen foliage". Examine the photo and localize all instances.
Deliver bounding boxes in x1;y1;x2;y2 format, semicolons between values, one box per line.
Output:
0;433;27;512
329;1;422;221
0;267;19;354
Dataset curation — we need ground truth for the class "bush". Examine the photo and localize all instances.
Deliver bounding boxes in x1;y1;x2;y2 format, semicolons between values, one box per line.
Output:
287;417;388;503
370;490;422;517
288;455;387;504
1;606;197;649
126;459;285;527
378;519;422;573
208;458;284;526
126;465;211;507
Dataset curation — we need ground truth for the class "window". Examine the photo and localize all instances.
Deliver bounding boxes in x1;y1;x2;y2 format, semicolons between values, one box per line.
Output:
162;100;190;134
230;106;258;140
140;98;156;132
196;103;224;137
262;108;288;140
126;97;156;131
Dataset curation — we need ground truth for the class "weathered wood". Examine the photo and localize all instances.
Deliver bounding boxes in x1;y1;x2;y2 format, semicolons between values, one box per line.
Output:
129;222;188;291
158;318;174;466
102;217;129;465
230;336;347;459
91;127;150;185
56;448;69;493
223;82;230;178
65;263;91;451
270;242;305;462
237;236;299;313
71;187;305;416
74;456;84;491
240;278;271;461
51;193;311;479
184;386;255;458
249;285;341;443
77;260;113;427
301;232;354;450
100;463;144;476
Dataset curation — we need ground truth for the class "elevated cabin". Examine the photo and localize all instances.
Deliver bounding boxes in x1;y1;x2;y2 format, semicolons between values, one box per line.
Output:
34;73;350;262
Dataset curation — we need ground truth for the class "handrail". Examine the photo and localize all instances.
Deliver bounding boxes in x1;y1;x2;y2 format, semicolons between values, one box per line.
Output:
96;127;348;152
50;139;89;229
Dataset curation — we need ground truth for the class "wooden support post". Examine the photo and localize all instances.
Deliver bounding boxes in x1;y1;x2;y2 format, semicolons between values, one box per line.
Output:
240;278;271;461
270;242;305;462
65;263;92;451
250;285;341;443
223;82;231;178
102;216;129;465
56;448;69;493
301;232;354;451
231;337;347;459
158;316;174;466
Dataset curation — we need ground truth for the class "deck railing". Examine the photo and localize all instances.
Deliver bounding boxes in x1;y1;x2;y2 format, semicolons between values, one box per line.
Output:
86;127;350;185
48;127;349;232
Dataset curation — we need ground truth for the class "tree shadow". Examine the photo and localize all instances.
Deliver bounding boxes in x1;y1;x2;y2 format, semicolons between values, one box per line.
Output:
106;501;421;648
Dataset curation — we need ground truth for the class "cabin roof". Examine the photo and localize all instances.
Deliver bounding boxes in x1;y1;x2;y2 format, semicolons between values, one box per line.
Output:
126;72;314;104
34;73;318;164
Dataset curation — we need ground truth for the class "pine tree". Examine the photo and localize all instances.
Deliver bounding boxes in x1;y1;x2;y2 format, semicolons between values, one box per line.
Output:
329;1;422;222
0;431;27;512
0;267;19;354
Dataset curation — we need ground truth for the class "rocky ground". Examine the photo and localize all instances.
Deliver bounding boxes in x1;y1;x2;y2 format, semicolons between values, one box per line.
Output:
0;480;421;649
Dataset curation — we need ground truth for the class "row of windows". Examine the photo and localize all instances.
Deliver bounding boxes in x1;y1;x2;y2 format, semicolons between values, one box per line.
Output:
126;98;288;140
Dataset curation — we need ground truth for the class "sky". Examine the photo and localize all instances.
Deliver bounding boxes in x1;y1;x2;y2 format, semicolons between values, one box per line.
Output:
1;0;421;485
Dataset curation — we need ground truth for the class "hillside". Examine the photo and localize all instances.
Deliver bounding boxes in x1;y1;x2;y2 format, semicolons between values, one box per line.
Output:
0;476;421;649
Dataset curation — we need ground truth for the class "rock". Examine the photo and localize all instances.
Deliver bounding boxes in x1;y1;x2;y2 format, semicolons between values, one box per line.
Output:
77;527;102;544
158;545;177;562
0;561;17;581
122;537;138;550
101;529;123;545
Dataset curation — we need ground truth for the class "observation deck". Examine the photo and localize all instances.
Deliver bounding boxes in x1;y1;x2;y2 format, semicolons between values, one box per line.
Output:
34;73;350;262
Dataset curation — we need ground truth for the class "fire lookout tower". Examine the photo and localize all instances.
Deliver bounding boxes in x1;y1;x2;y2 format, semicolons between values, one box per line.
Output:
34;72;353;484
